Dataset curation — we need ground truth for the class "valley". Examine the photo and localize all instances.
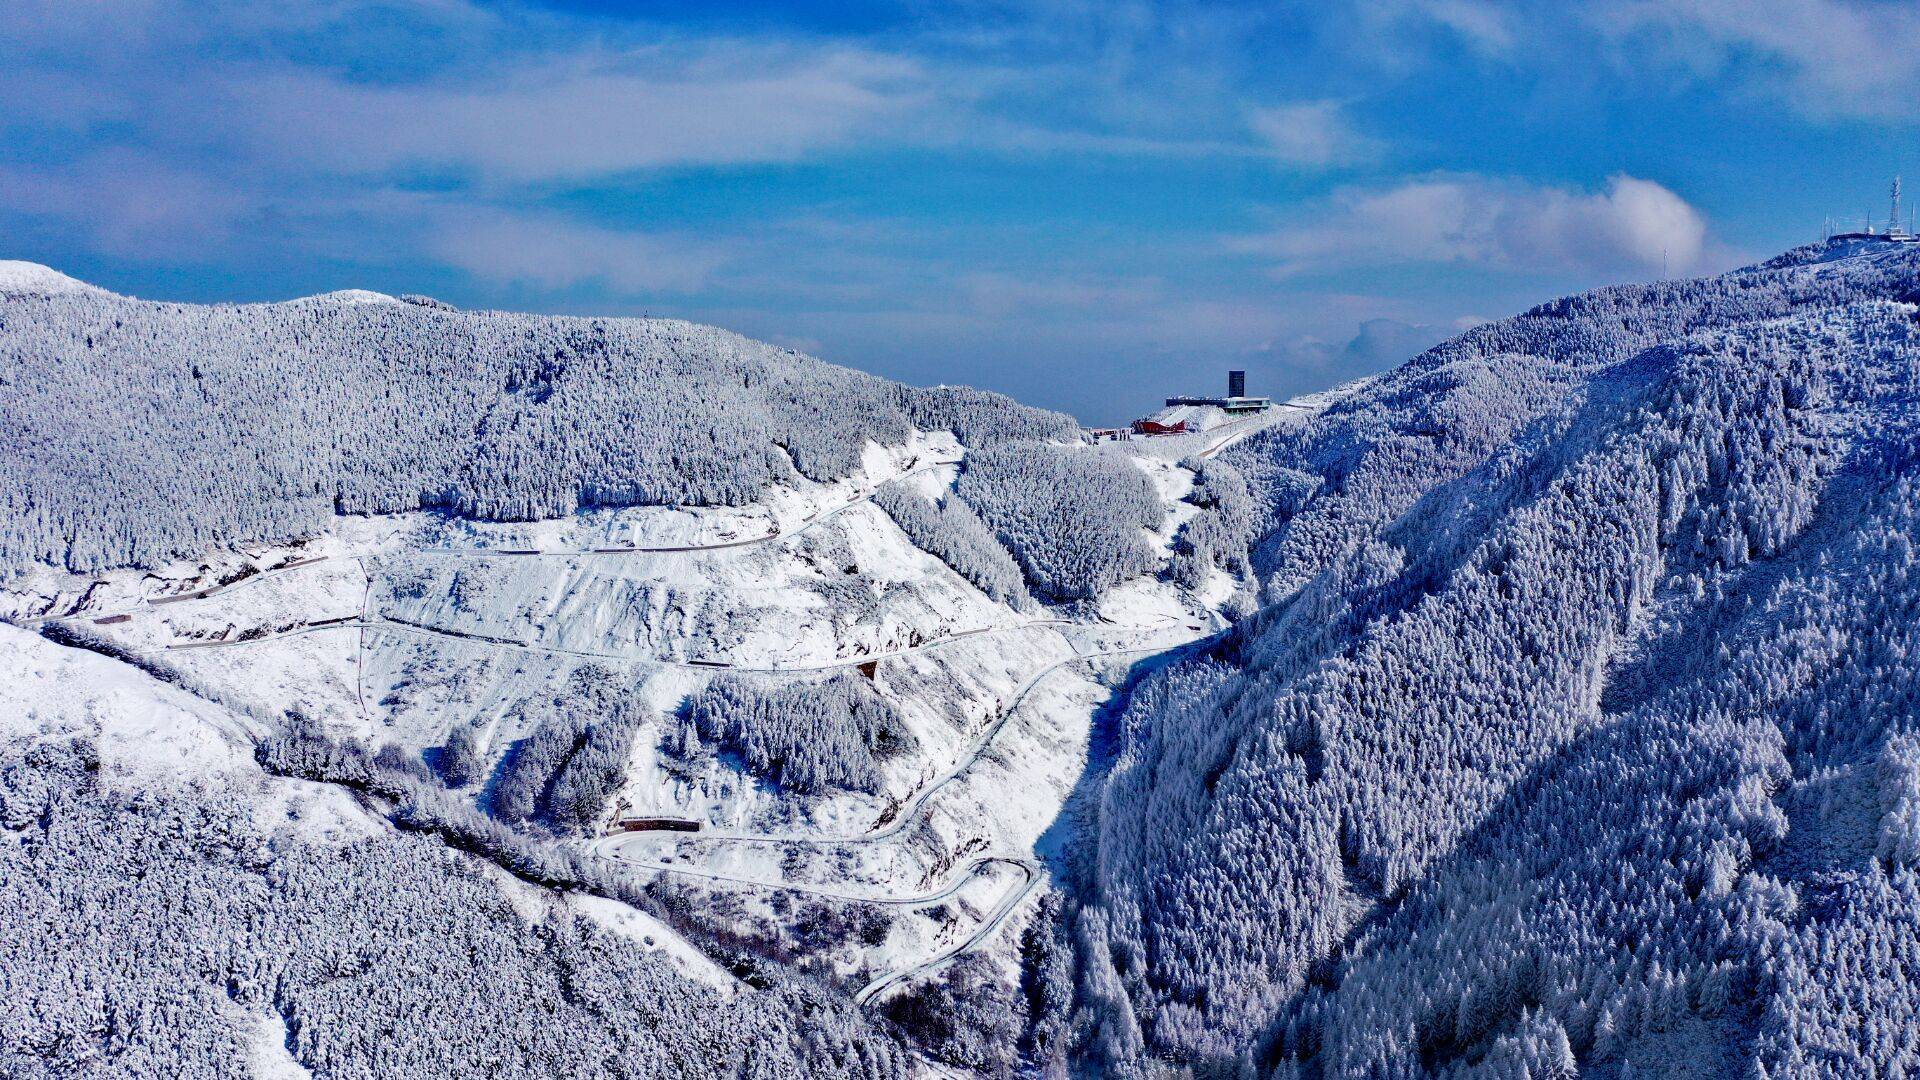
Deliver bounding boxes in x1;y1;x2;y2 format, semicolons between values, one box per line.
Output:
12;237;1920;1077
2;405;1311;1017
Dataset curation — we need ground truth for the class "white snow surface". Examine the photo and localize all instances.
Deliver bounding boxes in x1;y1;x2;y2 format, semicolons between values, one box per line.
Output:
1;404;1345;1020
278;288;401;306
0;260;113;297
245;1012;313;1080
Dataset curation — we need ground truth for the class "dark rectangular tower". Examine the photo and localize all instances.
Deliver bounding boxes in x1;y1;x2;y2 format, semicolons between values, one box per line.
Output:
1228;370;1246;399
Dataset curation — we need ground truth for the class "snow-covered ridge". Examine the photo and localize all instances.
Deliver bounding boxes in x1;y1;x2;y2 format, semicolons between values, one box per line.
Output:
0;272;1078;575
280;287;401;306
0;260;405;305
1077;237;1920;1075
0;260;114;298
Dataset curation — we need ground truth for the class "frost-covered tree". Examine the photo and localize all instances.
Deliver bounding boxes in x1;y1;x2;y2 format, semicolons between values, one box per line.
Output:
437;723;485;788
1169;456;1256;592
882;953;1023;1076
1061;240;1920;1075
682;672;913;794
494;664;649;829
0;737;909;1079
547;713;647;830
0;291;1074;573
872;483;1029;606
954;441;1164;600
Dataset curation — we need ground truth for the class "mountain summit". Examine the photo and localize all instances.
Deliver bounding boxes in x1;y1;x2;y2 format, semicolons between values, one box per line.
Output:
0;260;113;298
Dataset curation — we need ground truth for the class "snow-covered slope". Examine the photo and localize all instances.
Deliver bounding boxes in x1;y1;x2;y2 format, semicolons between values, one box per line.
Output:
0;265;1339;1075
0;624;899;1077
30;239;1920;1078
1070;237;1920;1077
0;269;1075;572
0;259;113;297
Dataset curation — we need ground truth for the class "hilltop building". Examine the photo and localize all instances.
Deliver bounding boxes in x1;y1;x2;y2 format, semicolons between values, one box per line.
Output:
1830;177;1918;243
1132;370;1272;435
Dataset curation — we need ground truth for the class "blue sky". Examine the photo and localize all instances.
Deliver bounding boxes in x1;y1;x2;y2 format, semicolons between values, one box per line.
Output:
4;1;1917;423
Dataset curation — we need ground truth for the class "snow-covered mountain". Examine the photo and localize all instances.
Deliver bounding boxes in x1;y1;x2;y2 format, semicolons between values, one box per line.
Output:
0;259;115;298
1070;238;1920;1078
6;240;1920;1078
0;263;1074;571
1;265;1315;1077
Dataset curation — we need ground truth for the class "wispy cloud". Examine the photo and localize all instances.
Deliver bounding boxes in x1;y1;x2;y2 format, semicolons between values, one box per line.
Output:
1247;100;1380;169
1416;0;1520;55
1340;0;1521;68
0;152;269;259
1242;316;1454;384
1596;0;1920;119
233;47;929;183
1237;173;1730;279
424;207;726;292
0;0;1829;423
957;271;1166;319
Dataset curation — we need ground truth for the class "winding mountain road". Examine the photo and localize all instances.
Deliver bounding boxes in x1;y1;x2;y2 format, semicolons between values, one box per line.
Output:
852;859;1039;1006
595;844;1040;1005
26;555;333;627
55;439;1247;1009
600;850;1032;910
593;629;1215;1003
174;610;1072;676
630;633;1199;848
167;584;1213;1002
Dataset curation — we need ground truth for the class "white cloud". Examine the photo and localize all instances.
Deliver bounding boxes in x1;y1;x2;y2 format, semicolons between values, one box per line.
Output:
1244;316;1454;382
1391;0;1519;55
1597;0;1920;119
424;208;726;293
1237;173;1725;279
233;46;928;183
1343;0;1521;66
1246;100;1379;168
0;152;268;259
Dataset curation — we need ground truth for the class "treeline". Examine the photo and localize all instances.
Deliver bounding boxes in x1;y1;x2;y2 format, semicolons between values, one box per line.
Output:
1062;242;1920;1075
0;290;1073;572
1;737;908;1078
258;712;622;889
682;672;915;794
955;441;1164;600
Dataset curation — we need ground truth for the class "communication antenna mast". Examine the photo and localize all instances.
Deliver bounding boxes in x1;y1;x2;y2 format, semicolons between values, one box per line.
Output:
1891;176;1906;238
